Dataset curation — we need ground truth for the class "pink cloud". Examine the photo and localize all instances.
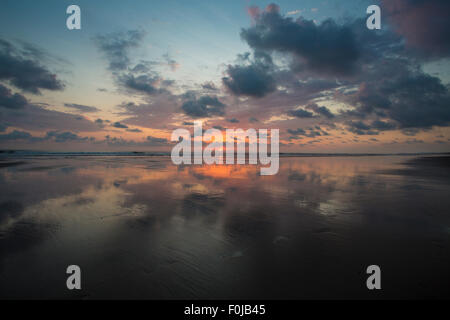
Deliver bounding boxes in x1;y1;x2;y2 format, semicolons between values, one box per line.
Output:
247;6;260;21
383;0;450;55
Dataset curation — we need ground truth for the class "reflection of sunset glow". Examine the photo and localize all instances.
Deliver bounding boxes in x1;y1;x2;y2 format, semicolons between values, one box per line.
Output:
191;164;257;180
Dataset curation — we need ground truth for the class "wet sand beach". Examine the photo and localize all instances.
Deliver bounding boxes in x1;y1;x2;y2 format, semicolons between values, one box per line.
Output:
0;155;449;299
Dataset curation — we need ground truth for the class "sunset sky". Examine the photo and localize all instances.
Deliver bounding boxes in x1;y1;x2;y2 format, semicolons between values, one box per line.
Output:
1;0;449;153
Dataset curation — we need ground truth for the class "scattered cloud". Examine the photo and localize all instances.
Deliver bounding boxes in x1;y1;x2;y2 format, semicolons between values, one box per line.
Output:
0;38;65;94
104;134;172;147
1;100;101;132
113;121;129;129
0;130;89;143
145;135;169;145
288;108;314;118
0;130;35;141
0;83;28;109
45;131;89;142
64;103;100;113
240;4;360;75
119;73;162;95
93;30;145;71
288;127;325;138
222;51;276;98
1;3;450;151
305;103;335;119
126;128;142;133
94;30;174;97
181;95;225;118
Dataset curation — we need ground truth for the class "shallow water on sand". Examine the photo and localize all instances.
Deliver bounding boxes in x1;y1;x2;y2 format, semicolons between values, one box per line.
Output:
0;155;449;299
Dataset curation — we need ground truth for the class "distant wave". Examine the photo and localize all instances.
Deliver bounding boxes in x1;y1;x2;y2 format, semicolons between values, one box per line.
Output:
0;150;170;157
1;150;449;158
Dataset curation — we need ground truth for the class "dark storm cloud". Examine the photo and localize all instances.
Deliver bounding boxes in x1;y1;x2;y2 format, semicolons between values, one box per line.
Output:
0;39;64;94
287;128;323;138
1;83;101;133
227;118;240;123
345;119;397;136
1;103;101;132
288;108;314;118
222;52;276;98
45;131;89;143
371;120;397;131
288;103;336;119
382;73;450;129
346;121;380;136
241;4;360;75
0;128;170;147
64;103;100;113
220;2;450;139
126;128;142;133
0;123;6;132
287;128;306;136
0;130;90;143
305;103;335;119
382;0;450;57
0;84;28;109
93;30;145;71
0;130;34;141
113;122;129;129
230;3;450;137
344;60;450;130
119;73;166;95
181;95;225;118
